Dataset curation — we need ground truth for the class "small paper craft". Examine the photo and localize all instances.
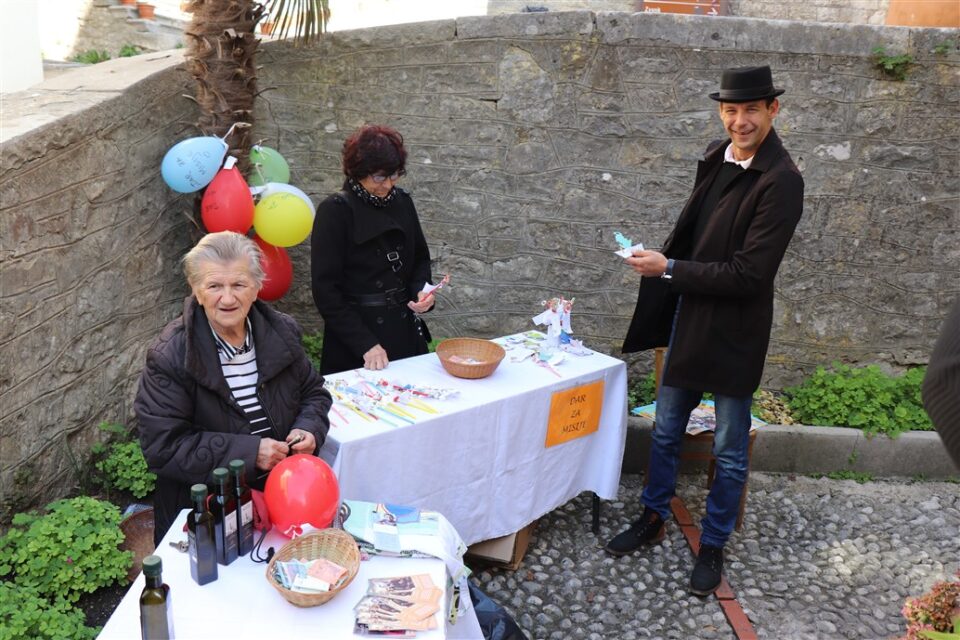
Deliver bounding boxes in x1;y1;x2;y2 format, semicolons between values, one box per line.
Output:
614;231;644;258
420;274;450;296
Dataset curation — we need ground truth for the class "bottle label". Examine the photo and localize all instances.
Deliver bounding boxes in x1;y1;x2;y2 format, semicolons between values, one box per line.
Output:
225;511;237;536
241;501;254;526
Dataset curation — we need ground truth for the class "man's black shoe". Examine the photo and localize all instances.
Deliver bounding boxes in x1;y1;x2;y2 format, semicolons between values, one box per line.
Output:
604;508;665;556
690;543;724;596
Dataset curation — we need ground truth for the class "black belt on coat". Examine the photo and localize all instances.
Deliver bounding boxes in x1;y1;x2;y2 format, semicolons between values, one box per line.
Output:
344;289;409;308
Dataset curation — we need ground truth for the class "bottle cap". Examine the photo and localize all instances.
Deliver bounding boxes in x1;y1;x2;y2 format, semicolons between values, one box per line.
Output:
142;555;162;577
229;459;245;474
212;467;229;483
191;484;208;500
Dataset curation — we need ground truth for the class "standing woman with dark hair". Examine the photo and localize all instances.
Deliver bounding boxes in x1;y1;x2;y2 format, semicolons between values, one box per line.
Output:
311;125;436;374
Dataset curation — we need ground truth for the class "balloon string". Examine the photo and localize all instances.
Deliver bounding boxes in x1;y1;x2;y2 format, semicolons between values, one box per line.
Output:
221;121;251;143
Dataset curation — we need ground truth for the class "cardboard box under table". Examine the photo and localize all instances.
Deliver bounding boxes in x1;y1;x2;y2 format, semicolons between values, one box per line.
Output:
319;333;629;548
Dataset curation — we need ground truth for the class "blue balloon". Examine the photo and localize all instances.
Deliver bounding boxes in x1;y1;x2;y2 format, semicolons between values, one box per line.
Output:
161;136;228;193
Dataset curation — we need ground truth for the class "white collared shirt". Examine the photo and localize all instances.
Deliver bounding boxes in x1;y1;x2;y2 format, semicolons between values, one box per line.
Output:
724;143;754;170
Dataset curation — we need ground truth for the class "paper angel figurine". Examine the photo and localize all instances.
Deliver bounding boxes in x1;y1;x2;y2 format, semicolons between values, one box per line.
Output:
558;297;575;344
532;298;563;349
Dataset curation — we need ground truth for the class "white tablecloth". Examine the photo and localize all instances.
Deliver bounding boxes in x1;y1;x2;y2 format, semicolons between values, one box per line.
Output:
98;510;483;640
321;336;628;546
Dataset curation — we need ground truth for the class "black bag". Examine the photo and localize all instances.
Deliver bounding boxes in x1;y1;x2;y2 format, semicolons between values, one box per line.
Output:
468;581;528;640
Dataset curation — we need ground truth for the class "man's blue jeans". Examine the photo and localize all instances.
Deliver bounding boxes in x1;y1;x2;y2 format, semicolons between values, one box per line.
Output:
640;384;753;548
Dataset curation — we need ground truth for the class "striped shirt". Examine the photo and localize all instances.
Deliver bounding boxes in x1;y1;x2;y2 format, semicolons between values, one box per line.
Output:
212;319;270;436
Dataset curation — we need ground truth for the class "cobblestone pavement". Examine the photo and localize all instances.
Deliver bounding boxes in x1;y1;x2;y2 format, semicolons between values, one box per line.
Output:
470;473;960;640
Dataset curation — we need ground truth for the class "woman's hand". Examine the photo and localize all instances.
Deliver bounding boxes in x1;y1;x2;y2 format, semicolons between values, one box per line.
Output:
256;438;289;471
286;429;316;455
625;250;668;277
363;344;389;370
407;292;434;314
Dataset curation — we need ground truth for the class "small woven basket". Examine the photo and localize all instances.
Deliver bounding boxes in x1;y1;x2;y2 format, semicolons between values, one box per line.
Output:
436;338;506;379
265;528;361;607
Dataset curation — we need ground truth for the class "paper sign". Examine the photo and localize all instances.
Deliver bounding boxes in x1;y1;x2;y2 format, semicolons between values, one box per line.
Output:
545;380;604;448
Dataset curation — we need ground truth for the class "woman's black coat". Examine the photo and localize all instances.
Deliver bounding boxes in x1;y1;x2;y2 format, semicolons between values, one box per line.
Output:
135;297;332;544
311;187;433;375
623;129;804;396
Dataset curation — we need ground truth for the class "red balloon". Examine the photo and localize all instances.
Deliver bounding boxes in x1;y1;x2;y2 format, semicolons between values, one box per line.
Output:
201;165;254;233
253;235;293;301
264;454;339;538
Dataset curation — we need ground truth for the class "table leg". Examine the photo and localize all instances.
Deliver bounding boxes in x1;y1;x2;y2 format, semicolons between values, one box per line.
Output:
591;493;600;534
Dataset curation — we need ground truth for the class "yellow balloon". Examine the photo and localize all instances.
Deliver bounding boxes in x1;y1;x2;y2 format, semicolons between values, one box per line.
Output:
253;192;312;247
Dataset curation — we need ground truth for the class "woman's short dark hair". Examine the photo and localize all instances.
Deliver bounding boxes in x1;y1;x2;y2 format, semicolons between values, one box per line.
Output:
341;125;407;181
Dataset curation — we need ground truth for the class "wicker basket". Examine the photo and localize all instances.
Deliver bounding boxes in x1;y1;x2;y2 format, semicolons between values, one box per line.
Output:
265;529;361;607
436;338;506;379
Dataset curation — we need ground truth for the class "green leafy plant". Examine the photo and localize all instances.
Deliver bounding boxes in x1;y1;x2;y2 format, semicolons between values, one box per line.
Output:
872;46;914;81
118;44;142;57
0;496;131;603
302;330;324;369
71;49;111;64
899;571;960;640
786;362;931;437
90;422;155;498
0;583;97;640
95;441;156;498
427;337;443;353
933;39;956;55
821;470;874;484
627;371;657;409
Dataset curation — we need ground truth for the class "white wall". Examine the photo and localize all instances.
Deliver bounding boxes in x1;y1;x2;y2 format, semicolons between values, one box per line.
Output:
0;0;44;93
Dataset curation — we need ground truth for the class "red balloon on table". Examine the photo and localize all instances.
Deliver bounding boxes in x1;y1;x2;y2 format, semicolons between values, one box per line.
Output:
253;235;293;301
264;454;340;538
200;165;254;233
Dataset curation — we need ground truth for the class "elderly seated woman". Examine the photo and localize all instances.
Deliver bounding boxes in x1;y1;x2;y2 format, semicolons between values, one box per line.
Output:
136;231;332;545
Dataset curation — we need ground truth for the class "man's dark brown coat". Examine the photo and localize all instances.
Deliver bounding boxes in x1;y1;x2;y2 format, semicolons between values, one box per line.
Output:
623;129;804;396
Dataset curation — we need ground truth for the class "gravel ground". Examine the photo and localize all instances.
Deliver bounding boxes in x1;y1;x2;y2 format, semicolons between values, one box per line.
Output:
470;472;960;640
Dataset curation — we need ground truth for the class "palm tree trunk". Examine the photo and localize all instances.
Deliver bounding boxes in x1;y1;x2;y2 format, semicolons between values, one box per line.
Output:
183;0;265;175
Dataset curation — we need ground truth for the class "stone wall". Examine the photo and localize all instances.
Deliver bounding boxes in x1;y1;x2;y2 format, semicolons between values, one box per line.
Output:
0;12;957;514
729;0;889;25
0;53;196;517
260;11;959;382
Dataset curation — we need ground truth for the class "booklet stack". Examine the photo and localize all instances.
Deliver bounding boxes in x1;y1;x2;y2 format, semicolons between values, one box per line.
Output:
354;574;443;637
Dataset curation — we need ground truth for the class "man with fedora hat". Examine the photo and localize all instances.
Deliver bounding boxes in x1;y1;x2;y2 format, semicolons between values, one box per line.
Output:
606;66;804;597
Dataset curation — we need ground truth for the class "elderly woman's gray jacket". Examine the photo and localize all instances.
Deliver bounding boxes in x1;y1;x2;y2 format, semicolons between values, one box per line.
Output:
135;296;332;544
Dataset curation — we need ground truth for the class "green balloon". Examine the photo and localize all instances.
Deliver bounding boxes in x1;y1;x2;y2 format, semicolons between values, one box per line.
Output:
249;145;290;186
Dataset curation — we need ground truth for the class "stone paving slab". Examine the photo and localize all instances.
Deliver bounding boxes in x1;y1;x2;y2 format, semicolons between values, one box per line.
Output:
470;472;960;639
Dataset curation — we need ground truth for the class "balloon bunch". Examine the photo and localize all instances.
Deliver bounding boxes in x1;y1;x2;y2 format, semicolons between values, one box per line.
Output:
160;128;314;302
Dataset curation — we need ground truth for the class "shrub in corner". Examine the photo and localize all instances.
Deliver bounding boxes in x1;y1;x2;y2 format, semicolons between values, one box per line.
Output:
0;582;97;640
0;496;131;603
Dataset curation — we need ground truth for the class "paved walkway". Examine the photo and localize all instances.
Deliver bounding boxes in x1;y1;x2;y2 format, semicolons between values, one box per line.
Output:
471;472;960;640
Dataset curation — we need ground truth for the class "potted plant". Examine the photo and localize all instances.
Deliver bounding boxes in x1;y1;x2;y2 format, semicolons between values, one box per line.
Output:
137;2;155;19
900;572;960;640
260;20;275;35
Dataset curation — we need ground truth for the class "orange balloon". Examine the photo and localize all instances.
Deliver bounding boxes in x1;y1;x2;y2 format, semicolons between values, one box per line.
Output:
253;235;293;301
201;165;254;233
264;454;339;538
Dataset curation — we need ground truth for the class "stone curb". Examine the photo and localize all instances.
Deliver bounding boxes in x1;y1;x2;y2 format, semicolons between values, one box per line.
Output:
623;417;957;478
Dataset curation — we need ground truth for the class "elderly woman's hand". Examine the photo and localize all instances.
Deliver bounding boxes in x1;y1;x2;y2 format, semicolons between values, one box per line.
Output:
363;344;389;370
286;429;316;456
407;292;434;314
256;438;290;471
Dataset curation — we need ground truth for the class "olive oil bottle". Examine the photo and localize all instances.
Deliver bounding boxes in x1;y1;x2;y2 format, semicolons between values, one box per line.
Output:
211;467;239;565
229;459;254;556
187;484;218;585
139;555;174;639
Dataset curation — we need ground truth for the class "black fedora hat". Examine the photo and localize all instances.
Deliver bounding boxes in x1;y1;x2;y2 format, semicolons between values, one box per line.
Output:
709;66;785;103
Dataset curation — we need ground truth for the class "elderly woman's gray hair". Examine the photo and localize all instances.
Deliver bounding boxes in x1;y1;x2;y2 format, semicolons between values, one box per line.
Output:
182;231;265;288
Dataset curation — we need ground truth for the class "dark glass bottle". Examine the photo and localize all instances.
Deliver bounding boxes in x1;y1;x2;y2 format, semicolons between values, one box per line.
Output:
139;555;174;640
229;459;254;557
211;467;239;565
187;484;218;585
